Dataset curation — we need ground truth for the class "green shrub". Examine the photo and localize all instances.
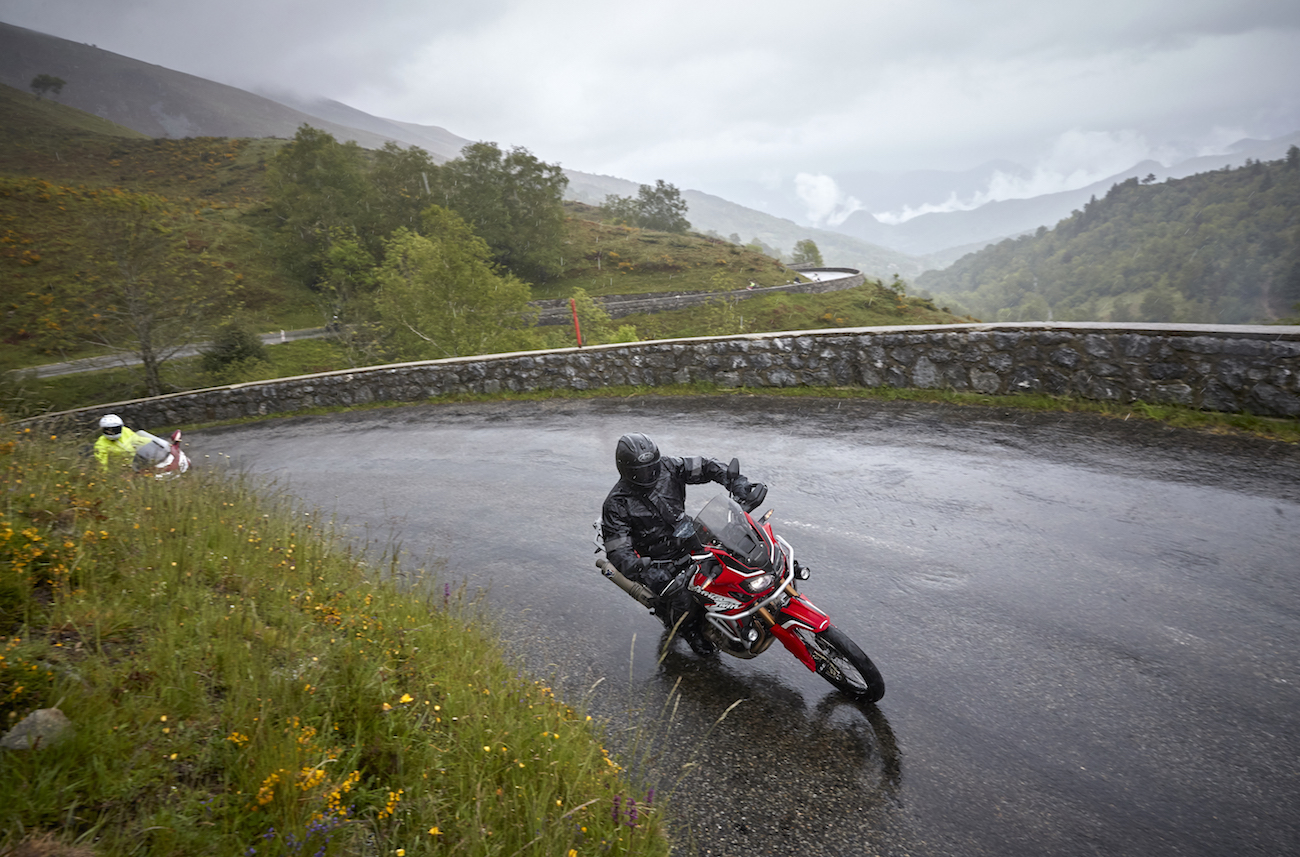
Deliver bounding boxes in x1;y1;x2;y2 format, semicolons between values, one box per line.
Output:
200;320;268;376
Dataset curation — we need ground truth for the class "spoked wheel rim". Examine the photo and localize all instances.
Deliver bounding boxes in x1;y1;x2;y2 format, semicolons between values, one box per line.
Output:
797;626;885;702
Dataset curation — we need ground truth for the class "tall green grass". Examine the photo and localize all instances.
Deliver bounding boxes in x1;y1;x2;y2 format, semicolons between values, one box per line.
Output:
0;431;671;856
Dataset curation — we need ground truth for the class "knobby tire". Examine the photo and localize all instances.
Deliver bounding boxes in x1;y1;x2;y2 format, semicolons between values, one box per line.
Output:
802;624;885;703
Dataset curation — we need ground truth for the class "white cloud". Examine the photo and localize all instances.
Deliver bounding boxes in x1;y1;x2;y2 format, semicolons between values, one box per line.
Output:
794;174;863;227
872;127;1233;223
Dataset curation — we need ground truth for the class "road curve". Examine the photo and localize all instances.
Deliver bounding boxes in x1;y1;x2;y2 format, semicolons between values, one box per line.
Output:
11;327;332;379
197;396;1300;857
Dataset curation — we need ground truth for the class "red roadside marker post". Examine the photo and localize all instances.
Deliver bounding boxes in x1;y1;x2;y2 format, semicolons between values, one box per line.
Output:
570;298;583;347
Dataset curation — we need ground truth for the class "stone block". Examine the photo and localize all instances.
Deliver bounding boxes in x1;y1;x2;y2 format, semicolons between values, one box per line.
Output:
1200;381;1240;413
987;353;1014;373
993;331;1024;350
970;370;1001;394
1042;368;1071;395
1247;383;1300;417
1050;347;1081;369
1009;366;1040;392
1147;362;1186;381
1118;334;1152;357
766;369;801;387
1083;335;1114;358
1152;383;1194;406
912;356;940;388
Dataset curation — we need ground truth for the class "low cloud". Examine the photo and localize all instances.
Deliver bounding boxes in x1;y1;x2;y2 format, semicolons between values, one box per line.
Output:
794;173;864;227
872;128;1236;224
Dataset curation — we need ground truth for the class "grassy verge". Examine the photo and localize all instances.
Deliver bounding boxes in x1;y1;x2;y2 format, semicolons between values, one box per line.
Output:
0;433;671;857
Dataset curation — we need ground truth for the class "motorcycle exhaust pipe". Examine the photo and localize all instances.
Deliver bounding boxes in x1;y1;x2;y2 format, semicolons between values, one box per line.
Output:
597;558;656;608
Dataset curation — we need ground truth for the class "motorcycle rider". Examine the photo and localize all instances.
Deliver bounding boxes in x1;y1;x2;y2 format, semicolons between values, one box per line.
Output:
601;432;767;656
93;413;149;469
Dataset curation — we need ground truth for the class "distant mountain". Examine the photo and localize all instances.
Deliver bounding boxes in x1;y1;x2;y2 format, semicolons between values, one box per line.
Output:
915;153;1300;324
833;133;1300;258
0;21;416;149
0;20;922;279
708;135;1300;263
253;90;473;162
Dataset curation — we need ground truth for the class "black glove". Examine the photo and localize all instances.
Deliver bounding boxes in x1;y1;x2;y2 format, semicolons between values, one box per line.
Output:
730;476;768;512
622;556;652;579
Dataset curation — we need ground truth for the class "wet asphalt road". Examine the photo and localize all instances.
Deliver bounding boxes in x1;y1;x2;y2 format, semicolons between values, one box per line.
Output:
196;397;1300;857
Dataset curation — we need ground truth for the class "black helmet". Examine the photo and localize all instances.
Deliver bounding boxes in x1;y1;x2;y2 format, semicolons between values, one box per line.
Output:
616;433;661;489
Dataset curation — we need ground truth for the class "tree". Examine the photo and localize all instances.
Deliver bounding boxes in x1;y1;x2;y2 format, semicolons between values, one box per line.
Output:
369;141;441;234
265;125;378;287
440;142;568;283
1140;283;1180;322
29;74;66;100
371;207;536;360
600;194;640;227
791;239;824;267
635;180;690;233
317;233;378;326
76;194;237;396
567;287;638;346
601;180;691;233
201;319;268;380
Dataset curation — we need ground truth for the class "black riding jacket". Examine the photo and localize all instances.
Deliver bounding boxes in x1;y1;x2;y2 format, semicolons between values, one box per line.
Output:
601;455;736;579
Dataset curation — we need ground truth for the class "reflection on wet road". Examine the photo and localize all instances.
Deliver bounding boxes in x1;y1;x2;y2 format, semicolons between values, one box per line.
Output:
200;396;1300;856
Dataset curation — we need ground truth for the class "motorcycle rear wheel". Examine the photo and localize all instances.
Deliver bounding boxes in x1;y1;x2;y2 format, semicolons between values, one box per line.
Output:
801;625;885;702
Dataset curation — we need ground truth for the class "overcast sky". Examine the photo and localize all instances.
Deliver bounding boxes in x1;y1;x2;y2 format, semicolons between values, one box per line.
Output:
3;1;1298;223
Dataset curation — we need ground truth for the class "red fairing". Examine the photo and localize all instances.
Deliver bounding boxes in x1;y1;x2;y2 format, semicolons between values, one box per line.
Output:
767;621;816;672
777;594;831;634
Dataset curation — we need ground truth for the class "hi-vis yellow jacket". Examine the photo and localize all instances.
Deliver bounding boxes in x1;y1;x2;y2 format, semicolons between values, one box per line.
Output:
94;426;147;468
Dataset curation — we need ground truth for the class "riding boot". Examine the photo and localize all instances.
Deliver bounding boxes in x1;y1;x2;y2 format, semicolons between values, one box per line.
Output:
679;600;717;657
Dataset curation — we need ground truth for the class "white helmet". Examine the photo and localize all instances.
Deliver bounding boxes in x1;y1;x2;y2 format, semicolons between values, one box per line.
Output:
99;414;124;436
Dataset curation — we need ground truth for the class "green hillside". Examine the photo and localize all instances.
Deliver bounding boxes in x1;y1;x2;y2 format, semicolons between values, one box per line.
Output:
2;82;965;416
916;151;1300;324
0;83;309;363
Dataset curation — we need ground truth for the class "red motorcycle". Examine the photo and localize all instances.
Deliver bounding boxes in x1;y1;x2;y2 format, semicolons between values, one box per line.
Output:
596;468;885;703
132;429;191;479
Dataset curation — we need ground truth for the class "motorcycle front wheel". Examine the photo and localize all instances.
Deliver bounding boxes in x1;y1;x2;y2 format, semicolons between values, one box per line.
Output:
799;625;885;703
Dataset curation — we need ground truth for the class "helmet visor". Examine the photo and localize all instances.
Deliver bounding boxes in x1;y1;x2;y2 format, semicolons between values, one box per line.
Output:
627;459;661;488
102;426;122;437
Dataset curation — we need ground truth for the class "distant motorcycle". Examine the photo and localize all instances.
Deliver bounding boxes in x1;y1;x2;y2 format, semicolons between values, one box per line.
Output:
596;463;885;702
132;429;190;479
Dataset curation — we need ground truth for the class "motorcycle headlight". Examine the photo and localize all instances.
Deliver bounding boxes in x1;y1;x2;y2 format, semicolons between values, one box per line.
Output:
741;573;774;593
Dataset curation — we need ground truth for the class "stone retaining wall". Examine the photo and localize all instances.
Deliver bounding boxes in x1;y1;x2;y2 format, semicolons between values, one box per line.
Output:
530;268;865;324
16;322;1300;434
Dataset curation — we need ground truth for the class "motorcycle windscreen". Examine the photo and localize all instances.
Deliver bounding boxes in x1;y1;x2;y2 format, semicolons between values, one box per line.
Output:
132;438;171;469
695;495;769;567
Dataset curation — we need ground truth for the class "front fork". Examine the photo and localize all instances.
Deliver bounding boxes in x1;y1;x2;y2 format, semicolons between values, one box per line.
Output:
757;581;825;672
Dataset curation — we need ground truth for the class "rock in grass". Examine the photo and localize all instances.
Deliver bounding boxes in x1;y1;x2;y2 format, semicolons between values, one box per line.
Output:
1;708;72;750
